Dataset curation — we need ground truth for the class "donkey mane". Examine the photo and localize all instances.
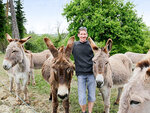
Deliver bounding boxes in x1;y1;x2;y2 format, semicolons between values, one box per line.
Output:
136;54;150;70
136;60;150;70
93;46;99;51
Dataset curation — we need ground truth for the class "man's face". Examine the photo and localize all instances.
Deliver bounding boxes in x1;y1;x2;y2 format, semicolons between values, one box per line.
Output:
78;30;88;43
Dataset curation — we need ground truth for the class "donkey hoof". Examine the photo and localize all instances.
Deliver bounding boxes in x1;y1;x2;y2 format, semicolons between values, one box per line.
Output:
114;101;119;105
32;82;36;86
16;100;22;105
25;100;30;105
27;82;30;85
49;97;52;102
9;88;13;92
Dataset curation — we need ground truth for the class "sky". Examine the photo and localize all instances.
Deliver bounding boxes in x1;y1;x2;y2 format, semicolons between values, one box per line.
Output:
3;0;150;34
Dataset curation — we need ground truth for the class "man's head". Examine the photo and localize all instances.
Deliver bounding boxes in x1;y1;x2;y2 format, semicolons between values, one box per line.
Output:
78;27;88;43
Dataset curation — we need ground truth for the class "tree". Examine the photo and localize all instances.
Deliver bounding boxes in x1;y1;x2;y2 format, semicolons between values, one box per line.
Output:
9;0;20;39
15;0;26;39
63;0;146;54
143;27;150;53
0;0;7;53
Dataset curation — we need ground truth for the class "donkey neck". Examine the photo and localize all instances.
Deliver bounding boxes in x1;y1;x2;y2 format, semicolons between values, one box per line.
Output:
104;62;113;87
17;47;28;72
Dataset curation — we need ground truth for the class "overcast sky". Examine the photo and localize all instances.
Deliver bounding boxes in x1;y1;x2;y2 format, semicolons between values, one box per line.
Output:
3;0;150;34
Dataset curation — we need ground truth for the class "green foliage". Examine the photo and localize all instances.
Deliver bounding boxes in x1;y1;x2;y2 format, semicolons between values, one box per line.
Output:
15;0;26;39
63;0;147;54
143;27;150;53
24;33;49;52
24;33;65;52
0;0;8;53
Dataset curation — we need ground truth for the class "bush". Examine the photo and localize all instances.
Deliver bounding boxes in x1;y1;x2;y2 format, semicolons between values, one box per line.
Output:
24;33;58;52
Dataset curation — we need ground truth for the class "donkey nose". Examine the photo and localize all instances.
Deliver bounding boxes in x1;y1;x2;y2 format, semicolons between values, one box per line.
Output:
3;65;9;70
58;94;68;100
96;81;104;88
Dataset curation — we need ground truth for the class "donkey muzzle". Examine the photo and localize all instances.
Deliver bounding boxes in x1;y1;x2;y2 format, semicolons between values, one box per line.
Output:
57;84;69;100
58;94;68;100
96;81;104;88
96;74;104;88
2;59;12;70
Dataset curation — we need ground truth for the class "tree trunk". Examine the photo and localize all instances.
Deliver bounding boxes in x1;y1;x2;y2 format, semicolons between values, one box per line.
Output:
9;0;19;39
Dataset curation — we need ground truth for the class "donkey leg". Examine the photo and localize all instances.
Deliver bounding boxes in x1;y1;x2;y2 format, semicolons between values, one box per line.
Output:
9;76;14;92
31;69;36;86
100;87;111;113
63;98;69;113
23;77;29;104
15;81;21;104
27;72;31;85
49;92;52;101
114;87;123;105
52;89;58;113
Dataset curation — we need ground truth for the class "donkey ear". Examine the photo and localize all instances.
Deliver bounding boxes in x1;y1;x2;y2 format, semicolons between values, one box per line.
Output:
88;37;99;53
65;36;75;58
59;46;64;53
6;33;14;42
44;38;58;58
146;68;150;77
104;38;112;54
19;36;32;44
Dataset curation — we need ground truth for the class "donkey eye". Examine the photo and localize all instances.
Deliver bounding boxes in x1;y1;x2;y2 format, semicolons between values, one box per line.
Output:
93;61;96;64
12;50;17;53
130;100;141;105
66;68;72;73
53;68;57;74
105;62;108;65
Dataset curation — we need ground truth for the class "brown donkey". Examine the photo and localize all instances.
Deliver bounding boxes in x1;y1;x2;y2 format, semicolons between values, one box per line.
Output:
88;38;132;113
2;33;31;104
42;36;75;113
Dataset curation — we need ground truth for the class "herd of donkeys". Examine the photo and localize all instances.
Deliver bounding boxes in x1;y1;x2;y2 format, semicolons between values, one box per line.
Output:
2;34;150;113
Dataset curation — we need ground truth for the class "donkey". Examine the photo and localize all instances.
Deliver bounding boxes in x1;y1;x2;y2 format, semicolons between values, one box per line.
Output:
42;36;74;113
125;52;145;70
88;38;132;113
118;54;150;113
25;49;51;85
30;49;51;69
2;33;31;104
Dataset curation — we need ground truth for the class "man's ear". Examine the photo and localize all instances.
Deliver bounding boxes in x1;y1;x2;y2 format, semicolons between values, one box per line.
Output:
77;33;80;38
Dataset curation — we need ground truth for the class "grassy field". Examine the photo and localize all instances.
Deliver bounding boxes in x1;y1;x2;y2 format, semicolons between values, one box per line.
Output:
0;53;119;113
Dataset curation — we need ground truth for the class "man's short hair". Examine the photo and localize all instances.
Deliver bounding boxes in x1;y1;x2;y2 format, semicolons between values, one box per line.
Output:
78;27;87;33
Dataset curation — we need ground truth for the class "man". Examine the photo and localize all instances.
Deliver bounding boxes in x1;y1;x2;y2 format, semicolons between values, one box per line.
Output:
72;27;96;113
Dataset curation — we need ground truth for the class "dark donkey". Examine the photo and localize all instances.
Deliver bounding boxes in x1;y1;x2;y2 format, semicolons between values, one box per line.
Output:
42;36;75;113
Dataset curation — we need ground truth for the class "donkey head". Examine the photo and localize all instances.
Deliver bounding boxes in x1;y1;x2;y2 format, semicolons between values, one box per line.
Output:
3;33;31;70
88;37;112;88
44;36;75;100
118;66;150;113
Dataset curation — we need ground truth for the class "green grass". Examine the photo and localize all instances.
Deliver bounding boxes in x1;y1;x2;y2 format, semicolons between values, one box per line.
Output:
28;70;50;95
0;53;119;113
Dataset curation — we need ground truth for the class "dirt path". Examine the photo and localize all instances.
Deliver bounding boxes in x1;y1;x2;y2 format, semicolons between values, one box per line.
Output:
0;74;66;113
